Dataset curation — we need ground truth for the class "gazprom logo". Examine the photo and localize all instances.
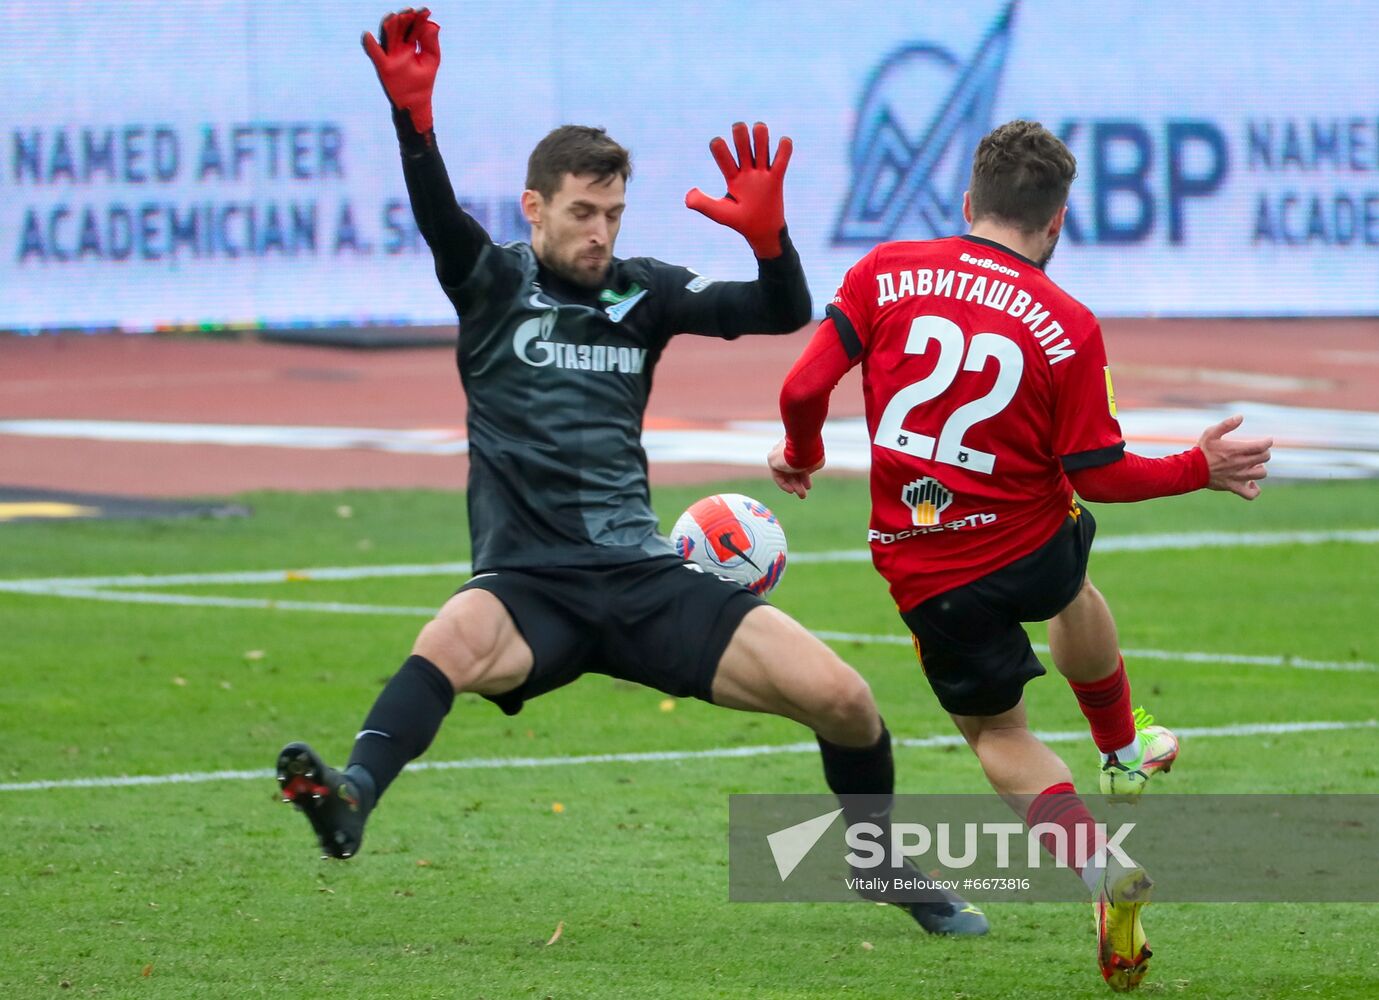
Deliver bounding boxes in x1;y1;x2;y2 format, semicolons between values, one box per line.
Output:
513;309;560;367
511;310;647;374
834;3;1016;244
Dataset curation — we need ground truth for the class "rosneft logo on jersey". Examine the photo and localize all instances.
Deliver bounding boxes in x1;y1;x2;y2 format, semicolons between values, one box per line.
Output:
902;477;954;527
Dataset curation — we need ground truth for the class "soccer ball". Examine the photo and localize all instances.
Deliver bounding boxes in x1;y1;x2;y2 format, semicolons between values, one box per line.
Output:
670;493;788;596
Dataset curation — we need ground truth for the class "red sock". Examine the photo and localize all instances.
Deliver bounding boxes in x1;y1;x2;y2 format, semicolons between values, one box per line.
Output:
1025;781;1103;877
1068;657;1135;754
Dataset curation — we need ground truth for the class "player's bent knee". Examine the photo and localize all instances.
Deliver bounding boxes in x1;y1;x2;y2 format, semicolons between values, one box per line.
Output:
807;669;880;747
412;614;486;689
412;590;520;692
712;611;879;744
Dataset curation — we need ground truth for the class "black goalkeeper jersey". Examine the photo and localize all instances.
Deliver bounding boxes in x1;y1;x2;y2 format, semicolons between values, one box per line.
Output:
395;122;811;572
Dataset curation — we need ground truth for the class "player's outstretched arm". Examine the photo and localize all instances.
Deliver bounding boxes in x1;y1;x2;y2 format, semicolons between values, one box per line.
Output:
362;8;490;292
1067;414;1273;503
362;7;440;135
769;318;858;499
669;122;810;337
1198;414;1273;500
686;122;792;259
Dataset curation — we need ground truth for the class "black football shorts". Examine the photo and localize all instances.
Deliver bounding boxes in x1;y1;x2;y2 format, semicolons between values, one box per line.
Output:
457;555;766;715
900;505;1097;717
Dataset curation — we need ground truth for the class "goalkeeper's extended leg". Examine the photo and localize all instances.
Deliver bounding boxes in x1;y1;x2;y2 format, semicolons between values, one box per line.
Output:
277;741;368;859
277;650;457;859
713;606;988;936
277;588;532;859
816;728;989;936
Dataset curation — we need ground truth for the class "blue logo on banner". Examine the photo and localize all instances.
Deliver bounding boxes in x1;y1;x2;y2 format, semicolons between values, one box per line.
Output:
834;3;1016;245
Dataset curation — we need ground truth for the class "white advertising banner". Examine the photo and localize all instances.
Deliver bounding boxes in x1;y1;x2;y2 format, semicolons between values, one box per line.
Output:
2;0;1376;331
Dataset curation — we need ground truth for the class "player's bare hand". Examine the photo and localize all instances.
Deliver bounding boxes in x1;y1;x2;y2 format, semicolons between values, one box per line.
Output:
685;122;791;258
1198;414;1272;500
769;438;823;500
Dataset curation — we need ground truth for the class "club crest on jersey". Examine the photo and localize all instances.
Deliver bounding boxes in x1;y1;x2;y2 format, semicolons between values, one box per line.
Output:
604;288;649;323
902;476;954;527
598;283;643;306
833;2;1015;244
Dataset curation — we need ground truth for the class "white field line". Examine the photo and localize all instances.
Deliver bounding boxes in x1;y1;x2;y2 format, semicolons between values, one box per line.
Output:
2;718;1372;794
0;561;477;591
810;631;1378;673
1;529;1376;594
1;528;1374;672
1;585;1372;672
2;586;439;617
1084;528;1379;552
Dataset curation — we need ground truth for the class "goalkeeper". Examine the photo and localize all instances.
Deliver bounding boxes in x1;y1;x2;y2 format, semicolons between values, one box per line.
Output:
274;7;986;937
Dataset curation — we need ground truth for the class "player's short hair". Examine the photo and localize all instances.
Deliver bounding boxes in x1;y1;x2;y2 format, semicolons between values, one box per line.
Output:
968;120;1077;233
526;125;632;200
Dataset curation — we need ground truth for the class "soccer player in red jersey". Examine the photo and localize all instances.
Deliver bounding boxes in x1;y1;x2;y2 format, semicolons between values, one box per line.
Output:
770;121;1272;991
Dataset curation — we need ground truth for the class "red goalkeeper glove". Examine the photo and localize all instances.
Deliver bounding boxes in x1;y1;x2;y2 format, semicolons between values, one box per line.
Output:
685;121;792;258
361;8;441;134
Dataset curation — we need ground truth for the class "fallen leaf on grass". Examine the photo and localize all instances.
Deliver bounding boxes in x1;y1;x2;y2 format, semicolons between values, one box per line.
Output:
545;921;564;946
141;964;153;977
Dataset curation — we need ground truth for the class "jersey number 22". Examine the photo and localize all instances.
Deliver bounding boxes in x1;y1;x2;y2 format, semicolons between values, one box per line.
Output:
873;314;1023;475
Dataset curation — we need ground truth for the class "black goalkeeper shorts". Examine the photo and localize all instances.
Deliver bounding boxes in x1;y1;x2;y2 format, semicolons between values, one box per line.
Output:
457;555;766;716
900;505;1097;718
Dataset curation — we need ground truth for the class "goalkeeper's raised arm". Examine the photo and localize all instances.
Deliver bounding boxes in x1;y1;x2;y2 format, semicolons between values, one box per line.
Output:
662;122;811;339
363;8;488;291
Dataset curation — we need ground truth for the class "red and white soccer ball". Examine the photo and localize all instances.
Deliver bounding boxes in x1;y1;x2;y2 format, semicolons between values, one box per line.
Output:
670;493;788;596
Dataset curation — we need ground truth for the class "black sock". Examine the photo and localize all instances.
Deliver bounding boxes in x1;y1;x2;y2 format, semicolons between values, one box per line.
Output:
345;654;455;810
816;723;894;831
818;726;944;907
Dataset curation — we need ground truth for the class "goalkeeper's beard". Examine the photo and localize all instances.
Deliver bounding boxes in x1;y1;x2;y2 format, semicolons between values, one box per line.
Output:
542;246;612;289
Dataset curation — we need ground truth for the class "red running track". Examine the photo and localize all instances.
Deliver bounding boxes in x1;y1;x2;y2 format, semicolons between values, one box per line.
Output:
1;318;1375;498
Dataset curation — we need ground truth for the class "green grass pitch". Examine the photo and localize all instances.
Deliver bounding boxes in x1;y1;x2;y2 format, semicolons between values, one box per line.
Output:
2;477;1376;998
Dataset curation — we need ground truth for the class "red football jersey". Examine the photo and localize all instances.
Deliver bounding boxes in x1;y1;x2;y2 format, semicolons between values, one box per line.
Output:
830;235;1125;610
